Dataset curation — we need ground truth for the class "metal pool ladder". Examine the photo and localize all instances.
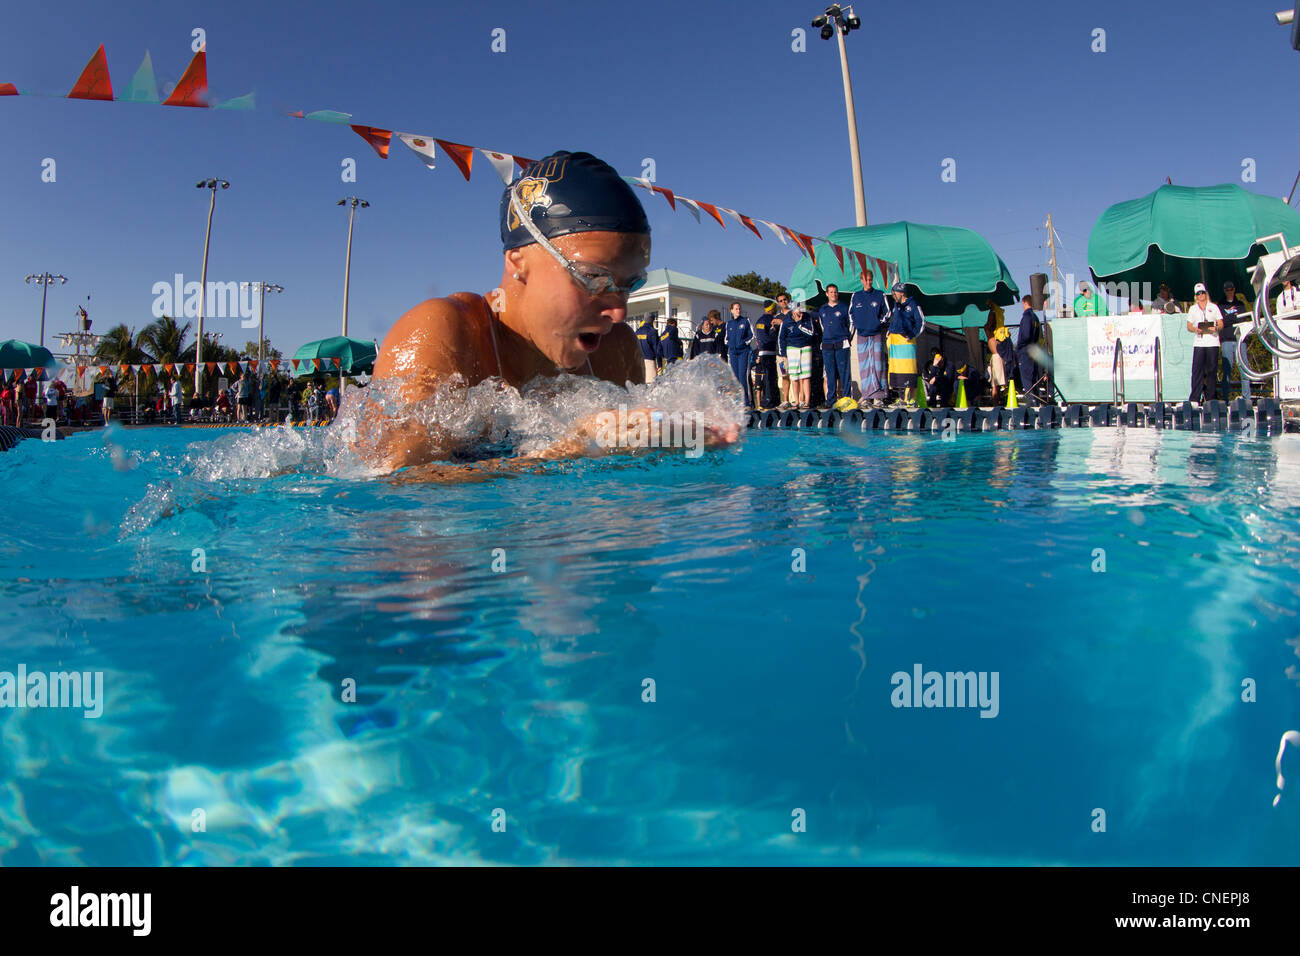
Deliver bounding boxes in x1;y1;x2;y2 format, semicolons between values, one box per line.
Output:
1112;338;1125;405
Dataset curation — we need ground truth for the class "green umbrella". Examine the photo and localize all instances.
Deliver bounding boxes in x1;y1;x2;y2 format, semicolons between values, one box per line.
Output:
788;221;1020;328
0;339;57;370
1088;183;1300;302
291;336;377;377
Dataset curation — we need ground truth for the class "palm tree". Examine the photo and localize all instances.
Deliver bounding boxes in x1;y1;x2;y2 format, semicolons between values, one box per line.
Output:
139;315;191;365
93;324;146;373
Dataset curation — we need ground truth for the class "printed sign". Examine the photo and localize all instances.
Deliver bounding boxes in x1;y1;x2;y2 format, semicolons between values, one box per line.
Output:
1278;318;1300;400
1087;314;1162;381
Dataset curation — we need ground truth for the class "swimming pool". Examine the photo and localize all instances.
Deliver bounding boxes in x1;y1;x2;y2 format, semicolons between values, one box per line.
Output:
1;423;1298;865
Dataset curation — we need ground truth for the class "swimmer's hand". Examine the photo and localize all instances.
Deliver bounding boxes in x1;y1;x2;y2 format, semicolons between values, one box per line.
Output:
520;406;740;461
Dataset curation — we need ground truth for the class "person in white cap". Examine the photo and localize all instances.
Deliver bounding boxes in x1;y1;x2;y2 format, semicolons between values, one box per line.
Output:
1186;282;1223;403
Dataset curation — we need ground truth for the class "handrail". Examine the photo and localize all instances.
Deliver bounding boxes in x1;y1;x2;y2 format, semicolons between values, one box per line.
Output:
1153;335;1163;403
1239;246;1300;382
1112;337;1125;405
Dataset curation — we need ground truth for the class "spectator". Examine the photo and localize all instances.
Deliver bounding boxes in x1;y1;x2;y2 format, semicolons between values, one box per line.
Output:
1217;280;1251;401
635;314;661;382
42;377;60;424
307;384;321;423
989;327;1014;404
1186;282;1223;403
771;294;793;407
22;374;39;426
750;305;781;410
817;284;852;406
922;348;955;407
1151;281;1180;314
1073;281;1109;317
215;388;232;421
326;383;340;420
1278;277;1300;317
0;380;13;427
724;301;754;409
287;385;301;424
887;282;925;407
235;372;254;423
661;318;683;366
267;376;283;420
1015;294;1043;400
780;300;817;410
688;310;726;359
100;374;117;424
170;376;184;425
849;271;890;407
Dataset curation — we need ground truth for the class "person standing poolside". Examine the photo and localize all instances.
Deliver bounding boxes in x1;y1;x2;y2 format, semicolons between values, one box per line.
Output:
661;317;683;366
887;282;925;407
817;284;852;406
750;306;781;410
1187;282;1223;403
780;301;817;409
0;381;13;427
100;374;116;424
326;383;340;421
849;272;890;406
1073;281;1108;317
1015;294;1042;400
635;313;662;381
688;311;725;359
170;376;184;425
922;348;955;407
724;301;755;408
771;294;793;406
1217;281;1251;401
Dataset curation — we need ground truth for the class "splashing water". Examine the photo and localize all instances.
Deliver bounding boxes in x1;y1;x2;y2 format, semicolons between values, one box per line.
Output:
1273;730;1300;807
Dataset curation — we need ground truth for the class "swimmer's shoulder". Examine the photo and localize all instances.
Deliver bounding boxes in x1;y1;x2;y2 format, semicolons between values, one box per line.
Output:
375;293;494;381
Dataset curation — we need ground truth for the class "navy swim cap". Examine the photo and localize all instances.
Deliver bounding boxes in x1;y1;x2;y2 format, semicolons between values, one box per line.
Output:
500;150;650;252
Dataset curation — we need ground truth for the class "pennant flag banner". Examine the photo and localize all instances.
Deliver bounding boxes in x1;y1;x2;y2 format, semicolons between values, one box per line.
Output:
0;84;17;97
436;140;474;181
350;125;391;159
119;51;158;104
162;50;207;107
759;220;788;244
291;360;300;373
304;109;352;123
652;186;676;211
830;244;845;273
696;201;725;228
678;198;702;223
737;213;763;240
479;149;515;185
68;45;113;101
396;133;436;170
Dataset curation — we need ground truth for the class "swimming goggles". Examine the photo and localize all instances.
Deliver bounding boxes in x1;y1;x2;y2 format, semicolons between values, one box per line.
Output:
509;182;647;298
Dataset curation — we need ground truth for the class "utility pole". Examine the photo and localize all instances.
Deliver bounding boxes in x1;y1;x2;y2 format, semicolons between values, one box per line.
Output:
812;5;867;226
1045;214;1062;317
337;197;369;336
194;178;230;396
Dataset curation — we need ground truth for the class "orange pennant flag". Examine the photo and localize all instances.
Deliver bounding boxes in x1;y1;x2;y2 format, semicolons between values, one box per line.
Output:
798;234;818;265
854;251;869;279
651;186;676;210
97;366;109;376
291;359;300;373
185;363;195;373
68;45;113;101
142;364;155;375
738;213;763;239
780;225;803;247
331;357;341;368
350;125;391;158
119;364;130;375
163;50;207;107
312;358;321;370
287;109;305;118
830;244;845;273
269;359;280;371
227;362;239;375
435;140;474;181
247;360;258;372
695;201;726;228
206;362;217;374
514;155;534;170
163;363;175;375
76;365;87;377
0;84;18;96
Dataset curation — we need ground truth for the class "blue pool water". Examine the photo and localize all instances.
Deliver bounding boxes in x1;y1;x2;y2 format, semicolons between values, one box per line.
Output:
1;423;1299;865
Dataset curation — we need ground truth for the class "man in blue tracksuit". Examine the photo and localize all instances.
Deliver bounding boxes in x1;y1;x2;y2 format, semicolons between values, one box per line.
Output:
1014;294;1041;400
750;308;781;409
849;272;891;404
724;301;755;407
688;310;726;359
818;283;852;405
636;315;661;382
779;300;818;409
661;318;683;365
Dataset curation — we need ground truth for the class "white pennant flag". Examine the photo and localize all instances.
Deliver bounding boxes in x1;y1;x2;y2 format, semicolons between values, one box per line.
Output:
717;206;745;230
479;149;517;185
678;197;702;223
396;133;437;170
758;220;788;244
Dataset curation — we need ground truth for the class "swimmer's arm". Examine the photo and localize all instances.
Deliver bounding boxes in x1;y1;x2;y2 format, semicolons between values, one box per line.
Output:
364;297;483;471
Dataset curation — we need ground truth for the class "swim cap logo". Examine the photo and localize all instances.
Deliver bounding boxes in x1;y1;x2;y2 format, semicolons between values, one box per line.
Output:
509;177;553;231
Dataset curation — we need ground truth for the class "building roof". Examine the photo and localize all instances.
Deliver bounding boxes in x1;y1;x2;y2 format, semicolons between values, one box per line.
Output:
630;269;770;305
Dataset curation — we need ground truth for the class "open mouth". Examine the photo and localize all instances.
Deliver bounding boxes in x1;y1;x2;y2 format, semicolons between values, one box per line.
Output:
577;332;601;351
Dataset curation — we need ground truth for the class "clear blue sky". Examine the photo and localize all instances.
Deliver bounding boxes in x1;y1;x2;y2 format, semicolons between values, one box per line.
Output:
1;0;1296;352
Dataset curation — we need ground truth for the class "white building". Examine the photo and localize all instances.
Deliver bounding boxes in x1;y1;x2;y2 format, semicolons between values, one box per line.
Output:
625;269;771;341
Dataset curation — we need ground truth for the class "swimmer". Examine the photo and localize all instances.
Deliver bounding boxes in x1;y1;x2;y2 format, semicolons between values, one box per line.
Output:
364;150;739;478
